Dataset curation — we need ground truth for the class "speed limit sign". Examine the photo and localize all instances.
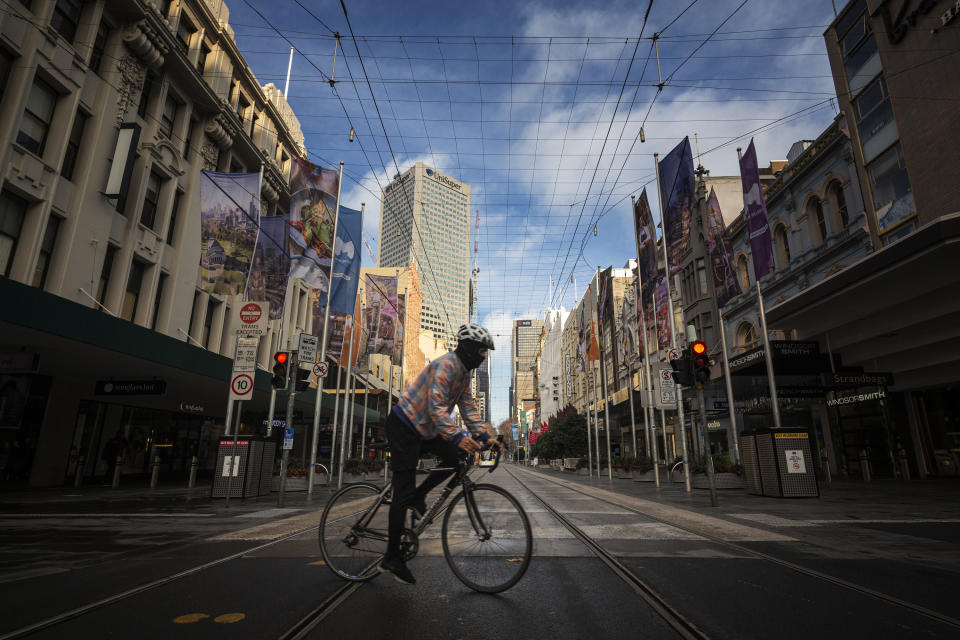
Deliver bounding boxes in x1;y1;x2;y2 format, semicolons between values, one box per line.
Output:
230;373;253;401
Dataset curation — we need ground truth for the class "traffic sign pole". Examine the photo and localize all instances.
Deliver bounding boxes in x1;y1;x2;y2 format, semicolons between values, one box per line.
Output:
278;351;299;508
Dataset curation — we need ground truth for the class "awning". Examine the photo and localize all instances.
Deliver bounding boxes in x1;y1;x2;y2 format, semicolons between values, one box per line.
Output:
765;214;960;391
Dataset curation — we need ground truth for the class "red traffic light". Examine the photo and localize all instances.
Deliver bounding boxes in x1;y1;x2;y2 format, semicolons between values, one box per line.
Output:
274;351;289;364
691;340;707;355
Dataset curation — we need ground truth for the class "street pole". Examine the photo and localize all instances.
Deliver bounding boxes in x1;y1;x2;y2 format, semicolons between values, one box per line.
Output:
267;279;296;439
757;287;782;429
225;400;243;508
328;363;343;486
584;357;593;479
278;352;298;507
718;306;741;463
592;361;602;477
308;161;345;499
338;313;358;489
697;386;719;506
359;375;370;460
654;152;691;493
596;272;613;481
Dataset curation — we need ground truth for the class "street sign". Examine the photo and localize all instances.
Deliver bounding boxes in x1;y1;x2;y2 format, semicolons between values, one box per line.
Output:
230;373;254;401
283;427;295;450
667;347;681;361
659;368;677;406
298;333;318;363
232;337;259;375
313;361;329;378
234;301;269;336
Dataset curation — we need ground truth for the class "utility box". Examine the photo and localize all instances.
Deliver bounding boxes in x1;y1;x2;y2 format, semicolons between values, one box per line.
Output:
212;436;276;498
742;428;818;498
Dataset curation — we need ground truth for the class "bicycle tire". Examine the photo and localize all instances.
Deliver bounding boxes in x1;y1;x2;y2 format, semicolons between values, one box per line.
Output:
441;483;532;593
318;482;387;581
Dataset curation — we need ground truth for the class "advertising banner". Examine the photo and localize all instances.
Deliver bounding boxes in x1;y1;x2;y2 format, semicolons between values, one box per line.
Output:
361;274;399;367
288;158;340;296
246;214;288;320
326;205;362;315
633;188;658;298
393;293;406;366
739;139;775;278
657;138;695;276
653;272;672;350
706;188;742;308
199;171;260;296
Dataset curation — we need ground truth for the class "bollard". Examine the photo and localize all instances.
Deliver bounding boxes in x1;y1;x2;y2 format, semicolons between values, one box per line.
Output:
74;456;84;489
859;449;871;483
112;455;122;488
150;456;160;488
821;455;832;485
898;449;911;481
188;456;199;489
383;457;389;484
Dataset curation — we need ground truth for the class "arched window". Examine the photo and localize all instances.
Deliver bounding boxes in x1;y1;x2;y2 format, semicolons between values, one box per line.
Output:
736;322;758;350
829;181;849;228
737;255;750;291
814;199;828;242
775;225;791;267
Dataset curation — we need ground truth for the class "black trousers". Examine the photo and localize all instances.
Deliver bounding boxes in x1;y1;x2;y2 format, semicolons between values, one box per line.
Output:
384;411;461;559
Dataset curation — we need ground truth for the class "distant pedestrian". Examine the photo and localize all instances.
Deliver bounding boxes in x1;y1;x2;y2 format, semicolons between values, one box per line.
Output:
101;432;128;482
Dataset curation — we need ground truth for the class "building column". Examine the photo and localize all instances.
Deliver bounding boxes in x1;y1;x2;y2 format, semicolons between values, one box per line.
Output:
29;378;84;487
904;391;929;479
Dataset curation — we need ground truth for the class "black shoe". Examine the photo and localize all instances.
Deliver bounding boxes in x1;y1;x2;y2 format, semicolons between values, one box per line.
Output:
378;557;416;585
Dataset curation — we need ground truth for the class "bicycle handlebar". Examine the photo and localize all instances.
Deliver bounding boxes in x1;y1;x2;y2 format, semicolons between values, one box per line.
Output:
484;435;504;473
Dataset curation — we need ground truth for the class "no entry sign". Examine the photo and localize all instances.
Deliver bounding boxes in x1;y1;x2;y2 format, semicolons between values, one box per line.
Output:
234;301;269;336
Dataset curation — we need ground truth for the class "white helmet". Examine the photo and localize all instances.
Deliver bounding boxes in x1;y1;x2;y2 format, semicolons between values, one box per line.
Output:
457;323;495;349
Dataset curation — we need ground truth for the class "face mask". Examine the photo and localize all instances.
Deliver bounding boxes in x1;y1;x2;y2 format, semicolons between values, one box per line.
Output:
455;344;486;370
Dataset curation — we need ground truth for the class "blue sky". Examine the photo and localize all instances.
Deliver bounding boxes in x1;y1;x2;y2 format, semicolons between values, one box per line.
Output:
226;0;844;422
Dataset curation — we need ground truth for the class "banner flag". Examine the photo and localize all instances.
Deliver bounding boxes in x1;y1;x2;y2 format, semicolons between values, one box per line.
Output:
312;301;347;363
361;274;399;368
657;138;695;277
577;300;587;372
247;215;289;320
706;188;742;308
326;206;362;315
288;157;340;294
653;272;672;350
633;188;658;301
588;284;600;361
199;171;260;297
339;294;363;367
393;293;406;366
739;139;775;278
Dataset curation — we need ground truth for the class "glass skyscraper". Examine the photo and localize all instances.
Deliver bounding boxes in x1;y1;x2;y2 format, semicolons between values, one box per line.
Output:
378;162;471;348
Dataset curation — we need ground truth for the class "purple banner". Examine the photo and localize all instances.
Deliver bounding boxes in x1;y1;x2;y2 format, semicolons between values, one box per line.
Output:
706;188;742;308
393;293;406;366
633;189;658;295
653;273;672;351
247;215;289;320
739;139;774;278
657;138;695;277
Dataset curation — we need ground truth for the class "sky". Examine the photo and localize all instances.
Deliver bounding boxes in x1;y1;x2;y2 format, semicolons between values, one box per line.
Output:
224;0;845;423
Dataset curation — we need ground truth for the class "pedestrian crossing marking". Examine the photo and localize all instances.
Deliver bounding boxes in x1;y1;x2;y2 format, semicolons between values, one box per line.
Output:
173;613;209;624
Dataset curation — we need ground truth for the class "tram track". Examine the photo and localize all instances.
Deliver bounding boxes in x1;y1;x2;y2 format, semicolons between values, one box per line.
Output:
511;466;960;633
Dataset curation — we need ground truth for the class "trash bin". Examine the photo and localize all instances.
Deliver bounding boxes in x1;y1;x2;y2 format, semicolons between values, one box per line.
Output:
740;431;763;495
746;428;818;498
212;436;275;498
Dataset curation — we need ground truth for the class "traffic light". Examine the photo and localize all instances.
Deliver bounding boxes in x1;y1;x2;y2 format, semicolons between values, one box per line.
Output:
295;367;311;392
272;351;289;390
691;340;710;387
670;355;693;386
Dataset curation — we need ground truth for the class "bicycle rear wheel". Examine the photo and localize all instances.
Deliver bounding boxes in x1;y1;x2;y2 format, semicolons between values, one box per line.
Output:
318;482;387;581
441;484;532;593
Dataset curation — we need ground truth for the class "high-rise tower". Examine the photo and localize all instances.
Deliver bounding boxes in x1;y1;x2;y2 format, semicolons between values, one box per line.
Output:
378;163;471;348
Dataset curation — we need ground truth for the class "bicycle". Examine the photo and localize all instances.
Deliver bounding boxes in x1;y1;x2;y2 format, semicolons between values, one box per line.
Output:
318;437;532;593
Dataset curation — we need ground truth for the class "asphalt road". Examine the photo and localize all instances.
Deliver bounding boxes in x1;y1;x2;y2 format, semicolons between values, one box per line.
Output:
1;468;958;639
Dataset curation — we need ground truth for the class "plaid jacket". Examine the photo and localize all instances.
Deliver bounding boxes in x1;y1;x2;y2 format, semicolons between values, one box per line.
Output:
395;353;486;443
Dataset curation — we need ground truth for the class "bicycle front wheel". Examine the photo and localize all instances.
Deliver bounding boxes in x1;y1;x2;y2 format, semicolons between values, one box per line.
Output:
441;484;532;593
318;482;387;581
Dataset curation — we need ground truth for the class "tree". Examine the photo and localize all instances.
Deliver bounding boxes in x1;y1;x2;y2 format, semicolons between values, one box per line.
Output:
532;409;588;459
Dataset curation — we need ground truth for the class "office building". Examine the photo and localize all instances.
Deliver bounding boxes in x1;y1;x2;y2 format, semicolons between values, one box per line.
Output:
511;319;544;425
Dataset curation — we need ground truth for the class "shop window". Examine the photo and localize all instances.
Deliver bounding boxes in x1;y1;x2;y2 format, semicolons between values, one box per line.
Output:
89;19;108;74
32;214;61;288
854;76;896;161
51;0;84;44
867;143;915;237
159;93;178;139
140;171;162;230
96;244;116;307
774;225;791;268
737;322;758;350
17;77;58;156
138;73;154;118
61;110;88;181
0;191;28;278
121;260;145;321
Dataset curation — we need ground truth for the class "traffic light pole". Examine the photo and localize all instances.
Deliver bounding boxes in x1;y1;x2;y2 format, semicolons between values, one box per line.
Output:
278;352;298;508
696;386;719;507
654;152;691;493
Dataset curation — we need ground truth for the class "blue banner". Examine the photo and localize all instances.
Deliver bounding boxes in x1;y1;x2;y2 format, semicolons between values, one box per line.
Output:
246;215;289;320
327;206;362;315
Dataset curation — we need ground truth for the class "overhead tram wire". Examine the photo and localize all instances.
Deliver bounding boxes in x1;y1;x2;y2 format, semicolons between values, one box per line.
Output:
246;0;458;340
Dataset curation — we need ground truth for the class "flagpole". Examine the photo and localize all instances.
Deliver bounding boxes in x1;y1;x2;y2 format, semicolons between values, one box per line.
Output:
338;311;357;489
596;268;613;481
583;337;593;479
654;152;691;493
737;147;781;430
590;269;602;478
308;161;344;499
630;194;658;484
718;306;741;463
328;361;343;483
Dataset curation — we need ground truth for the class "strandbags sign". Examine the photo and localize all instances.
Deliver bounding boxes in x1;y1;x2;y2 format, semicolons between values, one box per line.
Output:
199;171;261;296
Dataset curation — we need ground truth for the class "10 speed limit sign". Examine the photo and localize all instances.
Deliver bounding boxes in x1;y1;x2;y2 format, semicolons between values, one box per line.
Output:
230;373;254;401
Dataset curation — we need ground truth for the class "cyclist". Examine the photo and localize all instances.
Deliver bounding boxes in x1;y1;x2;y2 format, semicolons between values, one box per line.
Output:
378;323;501;585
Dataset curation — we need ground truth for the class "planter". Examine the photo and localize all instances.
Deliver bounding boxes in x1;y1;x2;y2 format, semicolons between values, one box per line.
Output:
575;467;590;476
563;458;581;472
691;472;746;490
632;470;657;482
271;476;308;492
